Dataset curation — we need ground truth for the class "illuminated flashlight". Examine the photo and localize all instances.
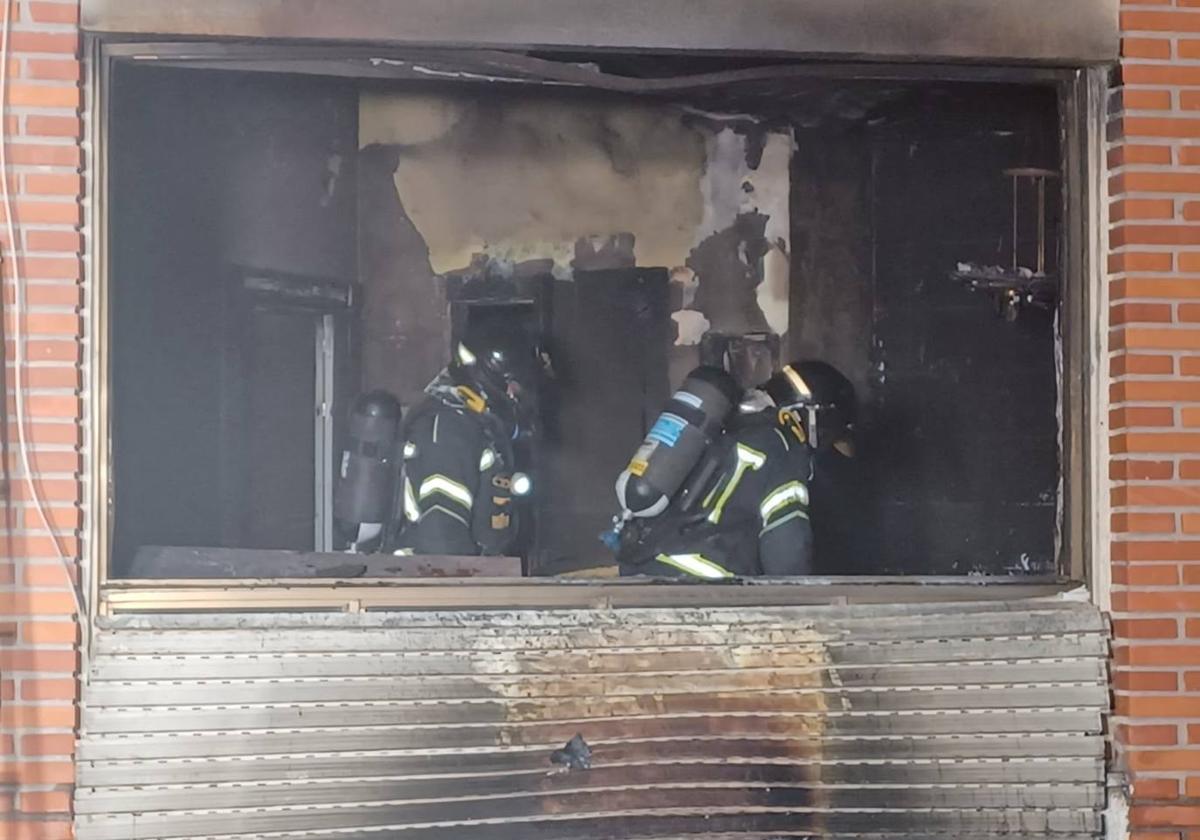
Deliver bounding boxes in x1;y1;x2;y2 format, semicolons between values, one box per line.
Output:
511;472;533;497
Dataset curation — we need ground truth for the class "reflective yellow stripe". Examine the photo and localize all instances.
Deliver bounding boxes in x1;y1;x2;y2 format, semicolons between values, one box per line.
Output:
403;476;419;522
760;481;809;524
707;443;766;524
418;474;473;509
760;508;809;536
655;553;734;580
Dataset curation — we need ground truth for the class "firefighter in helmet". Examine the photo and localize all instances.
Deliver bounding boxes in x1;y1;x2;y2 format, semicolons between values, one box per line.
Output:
616;359;855;578
391;322;542;557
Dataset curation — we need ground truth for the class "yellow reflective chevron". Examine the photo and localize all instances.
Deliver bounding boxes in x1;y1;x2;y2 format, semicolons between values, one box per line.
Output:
760;480;809;524
655;552;734;580
707;443;766;524
418;474;473;509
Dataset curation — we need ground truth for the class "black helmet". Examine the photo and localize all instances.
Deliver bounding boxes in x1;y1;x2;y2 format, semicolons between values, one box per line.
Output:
764;360;856;452
449;320;544;431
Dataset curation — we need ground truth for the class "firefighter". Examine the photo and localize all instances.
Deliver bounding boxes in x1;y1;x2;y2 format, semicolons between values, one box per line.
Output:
616;359;855;578
390;324;540;557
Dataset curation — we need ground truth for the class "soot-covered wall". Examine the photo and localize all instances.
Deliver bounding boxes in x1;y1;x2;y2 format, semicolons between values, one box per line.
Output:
357;88;793;404
109;67;358;573
791;85;1061;576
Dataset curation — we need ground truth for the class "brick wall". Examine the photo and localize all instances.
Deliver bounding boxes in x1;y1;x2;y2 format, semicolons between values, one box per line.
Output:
0;0;83;837
0;2;1196;840
1112;3;1200;838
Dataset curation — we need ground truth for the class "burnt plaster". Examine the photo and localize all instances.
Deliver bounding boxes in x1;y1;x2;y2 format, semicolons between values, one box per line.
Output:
358;143;448;405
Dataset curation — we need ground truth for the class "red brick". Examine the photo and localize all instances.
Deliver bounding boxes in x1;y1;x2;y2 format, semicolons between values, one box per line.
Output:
1136;778;1180;801
1118;486;1200;506
0;762;74;787
0;680;13;702
1189;777;1200;799
0;589;78;619
1113;619;1180;638
1126;565;1182;586
4;821;73;840
1116;432;1200;453
1114;511;1176;533
1181;461;1200;479
1181;304;1200;323
1183;512;1200;533
1114;199;1176;222
1125;38;1174;59
1114;538;1199;562
1185;671;1200;690
1120;279;1200;300
1128;751;1200;772
20;679;76;704
1183;565;1200;584
1113;407;1176;428
1190;723;1200;742
19;734;74;758
6;366;81;391
1112;460;1174;480
1132;806;1200;828
1108;376;1200;400
6;84;79;110
19;789;71;813
1183;146;1200;167
1188;619;1200;637
1121;118;1200;140
1124;644;1200;667
8;30;77;53
1115;670;1179;691
20;558;78;586
4;311;80;336
23;173;80;197
0;705;76;730
25;114;81;138
1;421;79;446
3;282;83;308
1111;252;1175;274
1123;591;1200;612
0;648;76;672
1;199;80;226
19;622;77;645
0;535;80;562
5;144;80;168
1123;10;1200;32
25;229;82;254
1111;144;1174;167
1123;329;1200;351
1113;303;1175;325
6;479;80;504
1116;225;1200;248
27;2;79;24
1130;89;1175;111
1114;355;1175;376
3;450;81;474
5;393;81;418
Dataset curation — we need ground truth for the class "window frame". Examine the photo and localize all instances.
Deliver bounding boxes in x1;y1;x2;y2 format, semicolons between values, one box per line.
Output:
83;38;1109;615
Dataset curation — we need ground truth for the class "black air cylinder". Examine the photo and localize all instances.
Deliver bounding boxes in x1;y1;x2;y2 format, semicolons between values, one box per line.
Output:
334;391;402;534
615;366;739;518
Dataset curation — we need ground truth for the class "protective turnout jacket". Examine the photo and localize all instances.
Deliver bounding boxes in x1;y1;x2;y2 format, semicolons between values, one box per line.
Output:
618;411;814;578
393;372;518;557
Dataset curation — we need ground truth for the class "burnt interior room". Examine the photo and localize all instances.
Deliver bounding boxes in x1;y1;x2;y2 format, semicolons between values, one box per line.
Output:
106;56;1062;580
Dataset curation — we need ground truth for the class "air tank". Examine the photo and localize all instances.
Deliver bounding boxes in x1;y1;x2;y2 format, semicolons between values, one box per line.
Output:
615;366;740;518
334;390;402;548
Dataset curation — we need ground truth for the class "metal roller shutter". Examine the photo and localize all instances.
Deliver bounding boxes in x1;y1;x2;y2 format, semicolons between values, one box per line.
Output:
77;599;1109;840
